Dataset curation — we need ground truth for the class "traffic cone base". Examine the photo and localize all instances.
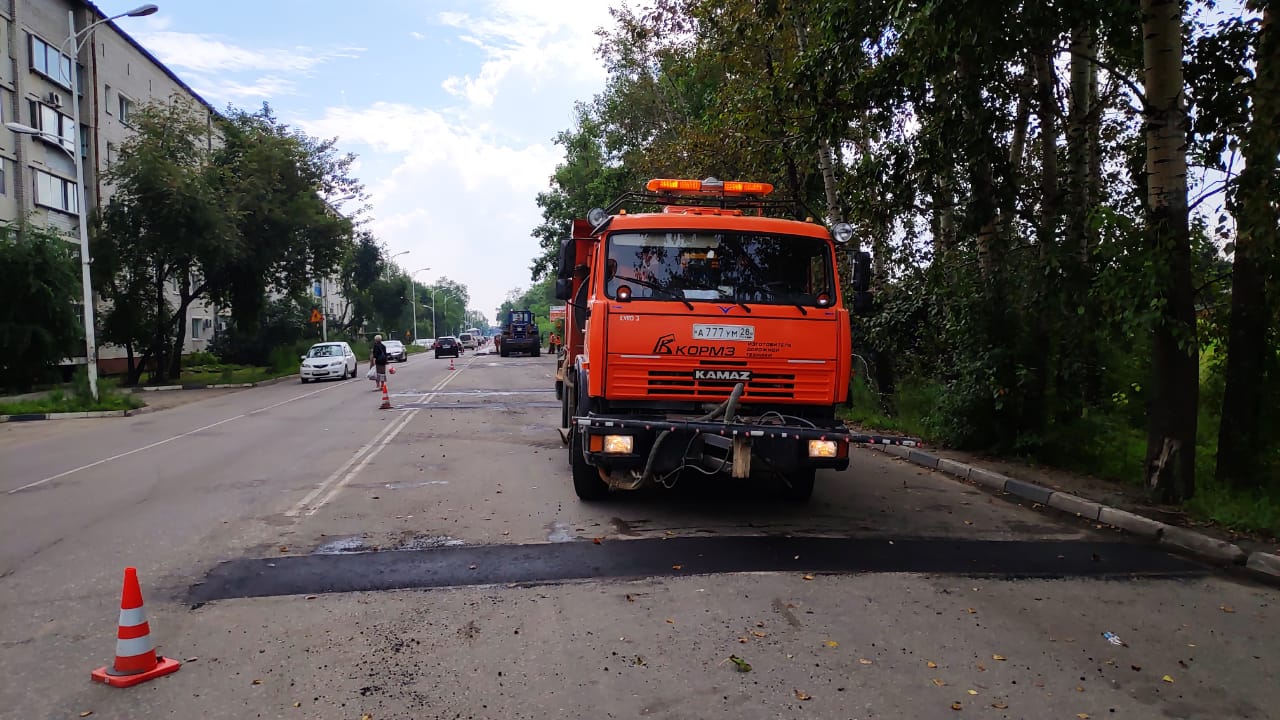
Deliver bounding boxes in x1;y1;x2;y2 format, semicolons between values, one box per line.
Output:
449;357;455;371
379;382;392;410
92;655;180;688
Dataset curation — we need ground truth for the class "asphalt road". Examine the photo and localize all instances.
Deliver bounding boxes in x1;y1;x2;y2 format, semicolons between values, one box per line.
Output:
1;345;1276;719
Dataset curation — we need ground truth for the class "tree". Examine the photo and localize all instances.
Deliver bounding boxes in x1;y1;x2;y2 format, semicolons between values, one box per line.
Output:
94;97;229;385
1141;0;1198;502
0;223;82;390
209;103;357;343
1218;4;1279;489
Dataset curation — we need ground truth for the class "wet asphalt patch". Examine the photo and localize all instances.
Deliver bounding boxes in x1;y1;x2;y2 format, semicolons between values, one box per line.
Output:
189;536;1204;603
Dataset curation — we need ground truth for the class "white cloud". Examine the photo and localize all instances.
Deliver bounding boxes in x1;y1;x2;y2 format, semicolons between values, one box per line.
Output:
436;0;614;108
131;31;363;103
300;103;561;317
409;31;426;41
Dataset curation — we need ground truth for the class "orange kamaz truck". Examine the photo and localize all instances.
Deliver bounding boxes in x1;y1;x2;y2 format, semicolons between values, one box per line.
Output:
553;177;917;502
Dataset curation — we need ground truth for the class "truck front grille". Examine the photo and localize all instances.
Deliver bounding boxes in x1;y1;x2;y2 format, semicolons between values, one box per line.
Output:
645;369;796;400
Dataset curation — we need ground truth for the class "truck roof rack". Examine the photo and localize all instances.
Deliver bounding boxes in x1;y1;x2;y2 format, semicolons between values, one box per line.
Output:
602;190;817;223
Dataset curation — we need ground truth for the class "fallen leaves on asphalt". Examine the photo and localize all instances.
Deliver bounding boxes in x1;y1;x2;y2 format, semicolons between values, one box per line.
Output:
672;564;683;570
79;713;92;718
1162;675;1175;683
802;574;815;581
967;608;977;614
665;618;674;624
1221;605;1236;613
728;655;752;672
951;702;963;711
932;678;947;687
992;702;1009;709
794;689;812;701
752;631;767;638
293;702;301;708
992;654;1007;661
738;636;750;644
1077;714;1090;719
859;658;874;665
927;661;938;669
824;640;839;648
592;537;603;545
967;690;978;695
251;679;262;685
361;714;373;720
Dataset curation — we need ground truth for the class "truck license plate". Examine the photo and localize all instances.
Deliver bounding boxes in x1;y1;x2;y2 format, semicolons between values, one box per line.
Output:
692;324;755;341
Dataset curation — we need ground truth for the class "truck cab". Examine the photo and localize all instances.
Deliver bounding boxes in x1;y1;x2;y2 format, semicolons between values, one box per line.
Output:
555;177;887;503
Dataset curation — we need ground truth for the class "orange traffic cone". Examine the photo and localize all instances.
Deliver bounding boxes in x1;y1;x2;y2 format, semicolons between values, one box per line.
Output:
91;567;181;688
449;356;455;371
379;381;392;410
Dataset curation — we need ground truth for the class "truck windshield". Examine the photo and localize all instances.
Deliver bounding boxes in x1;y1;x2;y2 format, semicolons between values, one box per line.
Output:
604;231;833;305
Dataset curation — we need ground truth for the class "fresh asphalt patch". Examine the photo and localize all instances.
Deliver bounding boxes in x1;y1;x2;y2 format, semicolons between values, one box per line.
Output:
189;536;1205;603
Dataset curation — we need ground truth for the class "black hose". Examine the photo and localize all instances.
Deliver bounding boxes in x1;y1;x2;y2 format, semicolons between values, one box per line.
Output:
640;383;744;483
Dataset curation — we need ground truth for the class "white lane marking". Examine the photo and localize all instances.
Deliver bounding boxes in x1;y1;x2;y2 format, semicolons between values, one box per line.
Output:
297;357;474;517
7;382;351;495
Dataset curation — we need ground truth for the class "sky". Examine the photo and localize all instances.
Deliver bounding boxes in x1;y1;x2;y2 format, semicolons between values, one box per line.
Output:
95;0;620;321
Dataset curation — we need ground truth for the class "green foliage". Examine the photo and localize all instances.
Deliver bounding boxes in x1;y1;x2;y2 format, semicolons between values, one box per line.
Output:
0;369;142;414
0;223;83;391
209;296;317;366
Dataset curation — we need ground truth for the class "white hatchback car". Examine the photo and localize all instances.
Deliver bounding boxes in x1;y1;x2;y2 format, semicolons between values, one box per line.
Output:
299;342;357;382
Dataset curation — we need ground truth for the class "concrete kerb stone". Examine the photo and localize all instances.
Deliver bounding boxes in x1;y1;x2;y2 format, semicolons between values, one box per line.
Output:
936;457;972;480
1003;477;1054;504
1246;551;1280;579
968;466;1011;492
907;449;941;469
1159;526;1248;565
1045;492;1103;522
1097;506;1167;539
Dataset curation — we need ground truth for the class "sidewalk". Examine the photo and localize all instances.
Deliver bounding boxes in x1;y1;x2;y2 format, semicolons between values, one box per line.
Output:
856;431;1280;581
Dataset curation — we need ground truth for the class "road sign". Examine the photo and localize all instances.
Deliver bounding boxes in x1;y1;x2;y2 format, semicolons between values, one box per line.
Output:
309;308;323;324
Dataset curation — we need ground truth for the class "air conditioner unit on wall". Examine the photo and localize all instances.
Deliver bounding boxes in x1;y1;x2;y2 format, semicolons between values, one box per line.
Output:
45;91;63;108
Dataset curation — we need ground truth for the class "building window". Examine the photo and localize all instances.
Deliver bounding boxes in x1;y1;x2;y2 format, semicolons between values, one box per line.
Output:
104;84;112;114
0;158;7;196
30;35;73;89
118;95;134;126
29;100;76;154
191;318;202;340
106;142;116;168
33;169;78;213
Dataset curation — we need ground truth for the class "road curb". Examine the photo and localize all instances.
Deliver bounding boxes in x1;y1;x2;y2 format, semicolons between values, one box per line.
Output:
0;409;130;422
1245;551;1280;579
867;445;1258;572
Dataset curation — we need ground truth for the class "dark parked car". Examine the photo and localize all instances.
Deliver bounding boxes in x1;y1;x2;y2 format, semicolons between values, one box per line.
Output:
434;336;461;359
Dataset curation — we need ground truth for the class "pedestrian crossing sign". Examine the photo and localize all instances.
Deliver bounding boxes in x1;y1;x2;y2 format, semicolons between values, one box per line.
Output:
309;308;323;324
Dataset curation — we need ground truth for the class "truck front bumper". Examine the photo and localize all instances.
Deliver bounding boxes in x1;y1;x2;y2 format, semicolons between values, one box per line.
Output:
573;414;920;476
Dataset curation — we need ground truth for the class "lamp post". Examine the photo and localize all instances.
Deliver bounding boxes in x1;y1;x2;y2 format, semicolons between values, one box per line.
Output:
410;267;430;343
6;4;159;402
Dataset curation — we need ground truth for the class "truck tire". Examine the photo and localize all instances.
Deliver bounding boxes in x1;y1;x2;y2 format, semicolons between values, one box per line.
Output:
570;425;609;500
779;468;815;502
500;346;510;357
532;345;541;357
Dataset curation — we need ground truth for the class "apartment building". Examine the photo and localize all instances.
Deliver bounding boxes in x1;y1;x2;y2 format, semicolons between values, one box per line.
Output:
1;0;219;373
1;0;349;373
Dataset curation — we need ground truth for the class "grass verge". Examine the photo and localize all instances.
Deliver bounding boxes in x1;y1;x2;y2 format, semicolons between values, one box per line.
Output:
0;374;142;415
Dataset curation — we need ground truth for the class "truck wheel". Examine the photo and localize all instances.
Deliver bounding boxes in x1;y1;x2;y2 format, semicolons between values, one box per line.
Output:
500;347;510;358
779;468;815;502
532;346;541;357
570;426;609;500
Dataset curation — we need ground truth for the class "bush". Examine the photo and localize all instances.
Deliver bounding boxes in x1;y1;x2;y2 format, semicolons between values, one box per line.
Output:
183;351;220;368
0;224;82;391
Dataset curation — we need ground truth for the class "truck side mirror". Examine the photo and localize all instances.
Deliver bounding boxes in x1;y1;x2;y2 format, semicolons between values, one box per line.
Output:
555;278;574;301
556;238;575;281
851;250;872;293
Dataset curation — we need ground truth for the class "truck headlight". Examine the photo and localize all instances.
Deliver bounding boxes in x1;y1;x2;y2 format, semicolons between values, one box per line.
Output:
808;440;838;458
603;435;634;454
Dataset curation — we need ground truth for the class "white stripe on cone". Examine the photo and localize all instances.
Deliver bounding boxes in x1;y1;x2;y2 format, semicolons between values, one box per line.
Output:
115;634;155;658
118;606;147;627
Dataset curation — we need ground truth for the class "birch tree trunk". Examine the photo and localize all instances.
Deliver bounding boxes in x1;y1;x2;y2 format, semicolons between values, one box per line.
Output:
1141;0;1198;502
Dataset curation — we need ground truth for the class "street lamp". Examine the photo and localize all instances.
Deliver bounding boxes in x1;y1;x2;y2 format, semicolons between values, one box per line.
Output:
410;266;430;343
6;4;160;401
